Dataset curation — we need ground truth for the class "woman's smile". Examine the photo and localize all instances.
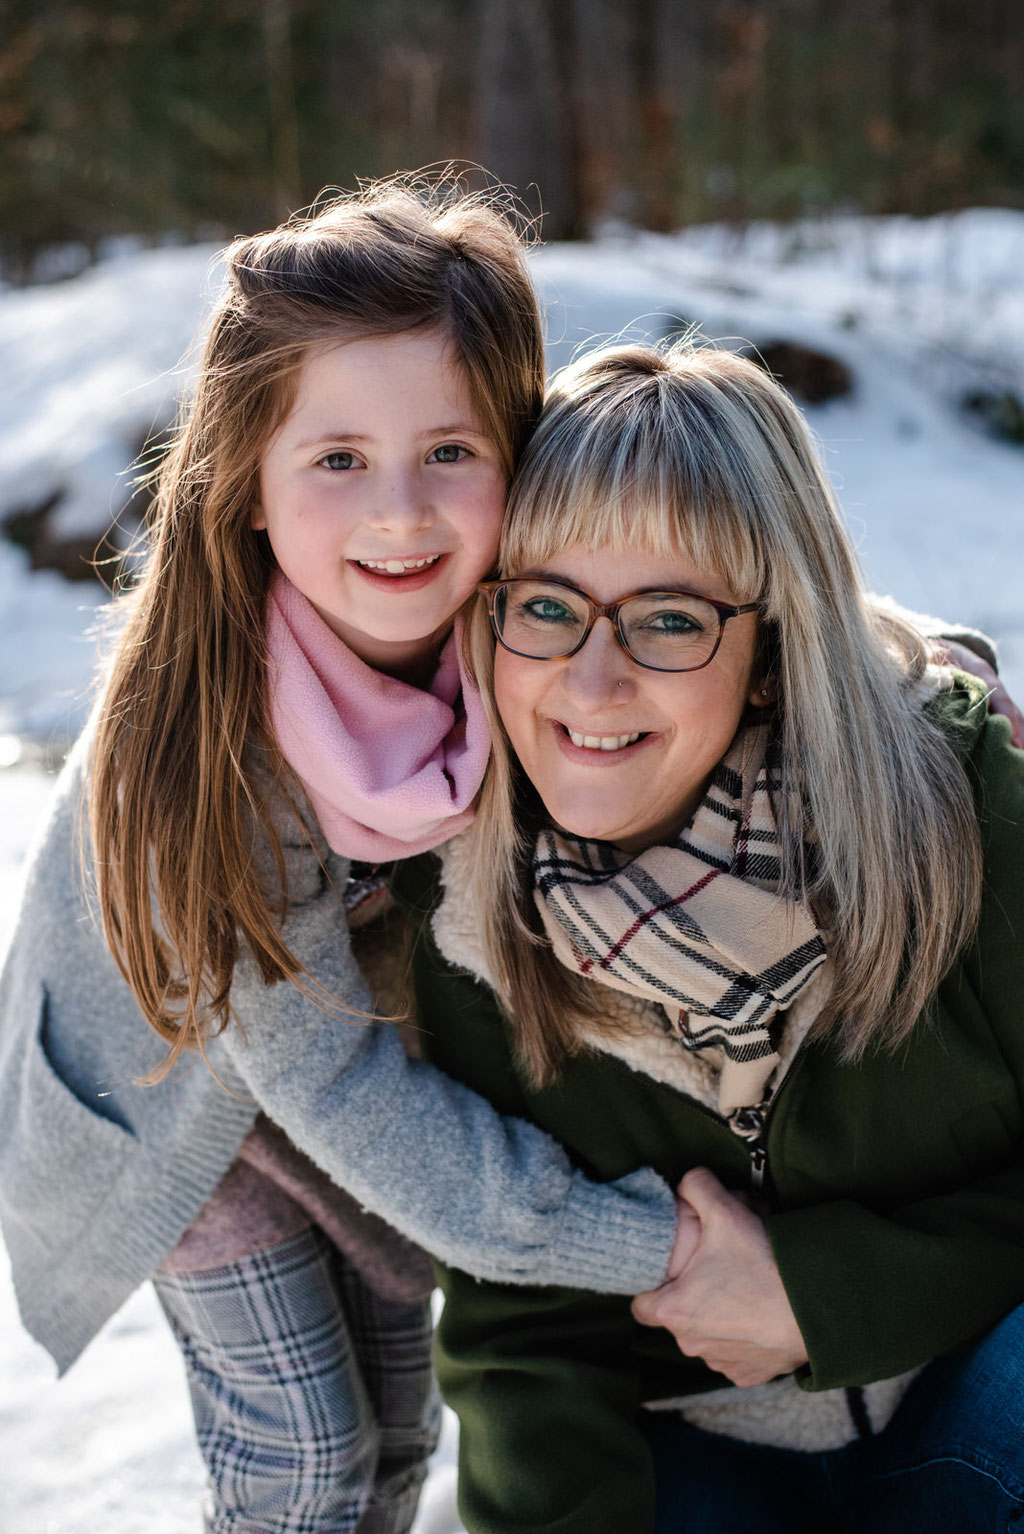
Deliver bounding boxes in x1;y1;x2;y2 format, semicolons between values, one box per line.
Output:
494;544;765;851
551;719;654;760
557;723;647;754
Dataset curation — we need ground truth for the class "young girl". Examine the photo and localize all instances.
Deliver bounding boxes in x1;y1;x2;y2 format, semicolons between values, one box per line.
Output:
0;181;682;1534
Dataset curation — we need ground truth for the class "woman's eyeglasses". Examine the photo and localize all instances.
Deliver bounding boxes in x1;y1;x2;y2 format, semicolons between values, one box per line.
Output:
478;577;759;674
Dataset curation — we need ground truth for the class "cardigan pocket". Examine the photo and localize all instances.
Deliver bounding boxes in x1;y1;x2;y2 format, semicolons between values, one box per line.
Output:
0;982;136;1257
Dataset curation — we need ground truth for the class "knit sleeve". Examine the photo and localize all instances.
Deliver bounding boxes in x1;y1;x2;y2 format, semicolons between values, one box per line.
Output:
866;595;999;670
221;838;676;1294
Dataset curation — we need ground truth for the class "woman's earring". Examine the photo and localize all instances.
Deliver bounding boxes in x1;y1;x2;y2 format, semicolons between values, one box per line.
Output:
760;687;769;698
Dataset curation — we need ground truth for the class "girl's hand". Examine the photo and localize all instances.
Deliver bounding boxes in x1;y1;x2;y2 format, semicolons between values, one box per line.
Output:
933;640;1024;747
665;1193;702;1278
631;1167;808;1388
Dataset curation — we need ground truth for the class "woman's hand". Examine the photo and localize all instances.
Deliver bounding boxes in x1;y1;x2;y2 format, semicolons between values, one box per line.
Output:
631;1167;808;1388
933;640;1024;748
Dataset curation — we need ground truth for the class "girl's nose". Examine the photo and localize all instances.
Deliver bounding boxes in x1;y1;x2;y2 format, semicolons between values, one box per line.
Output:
559;618;636;703
367;471;435;533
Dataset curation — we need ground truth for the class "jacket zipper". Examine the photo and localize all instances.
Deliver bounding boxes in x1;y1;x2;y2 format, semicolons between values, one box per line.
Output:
600;1043;806;1200
727;1049;809;1199
728;1104;770;1194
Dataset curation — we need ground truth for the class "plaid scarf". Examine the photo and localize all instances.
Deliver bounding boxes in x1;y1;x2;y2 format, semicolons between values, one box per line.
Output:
532;723;826;1115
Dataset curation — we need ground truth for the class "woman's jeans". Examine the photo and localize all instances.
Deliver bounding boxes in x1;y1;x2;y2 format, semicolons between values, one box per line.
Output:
642;1299;1024;1533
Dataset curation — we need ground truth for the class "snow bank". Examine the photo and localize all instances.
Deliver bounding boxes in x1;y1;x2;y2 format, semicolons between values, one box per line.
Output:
0;245;220;526
1;209;1021;742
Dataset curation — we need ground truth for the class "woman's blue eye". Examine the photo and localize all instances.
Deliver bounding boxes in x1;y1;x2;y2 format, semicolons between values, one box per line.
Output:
430;444;466;464
321;451;356;471
643;610;702;634
521;598;577;625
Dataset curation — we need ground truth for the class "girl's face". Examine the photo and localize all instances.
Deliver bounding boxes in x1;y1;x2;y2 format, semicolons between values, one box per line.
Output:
256;329;506;677
493;543;764;851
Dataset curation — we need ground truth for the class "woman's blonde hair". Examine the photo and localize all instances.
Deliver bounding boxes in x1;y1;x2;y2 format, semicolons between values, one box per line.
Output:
90;173;545;1075
464;340;983;1084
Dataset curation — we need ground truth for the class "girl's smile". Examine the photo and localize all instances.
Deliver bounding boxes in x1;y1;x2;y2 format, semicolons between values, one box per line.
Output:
256;328;507;676
350;551;450;595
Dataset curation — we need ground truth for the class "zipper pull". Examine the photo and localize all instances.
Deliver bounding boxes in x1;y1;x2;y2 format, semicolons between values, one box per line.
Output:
728;1104;769;1194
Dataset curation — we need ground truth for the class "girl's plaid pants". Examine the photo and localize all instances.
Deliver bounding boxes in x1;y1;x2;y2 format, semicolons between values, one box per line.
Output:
154;1224;439;1533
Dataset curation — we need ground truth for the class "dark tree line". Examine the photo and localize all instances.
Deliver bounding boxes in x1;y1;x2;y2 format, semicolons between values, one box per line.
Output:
2;0;1024;280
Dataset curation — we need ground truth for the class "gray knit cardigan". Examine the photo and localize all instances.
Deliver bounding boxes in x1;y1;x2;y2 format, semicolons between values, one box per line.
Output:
0;731;676;1374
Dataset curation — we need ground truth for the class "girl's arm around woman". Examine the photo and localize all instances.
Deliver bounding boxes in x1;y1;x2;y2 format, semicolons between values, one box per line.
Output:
222;846;677;1293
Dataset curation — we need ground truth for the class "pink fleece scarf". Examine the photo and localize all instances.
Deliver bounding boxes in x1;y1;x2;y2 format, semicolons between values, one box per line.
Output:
266;574;490;861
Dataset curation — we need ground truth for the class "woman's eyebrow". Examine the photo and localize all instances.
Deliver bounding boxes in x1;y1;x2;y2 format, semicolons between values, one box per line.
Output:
517;566;573;583
514;571;722;599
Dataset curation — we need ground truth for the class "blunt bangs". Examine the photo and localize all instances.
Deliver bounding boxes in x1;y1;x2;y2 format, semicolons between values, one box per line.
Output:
500;346;786;605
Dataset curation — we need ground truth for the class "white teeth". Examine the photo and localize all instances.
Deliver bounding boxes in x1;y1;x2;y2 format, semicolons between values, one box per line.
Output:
567;730;641;751
358;555;441;573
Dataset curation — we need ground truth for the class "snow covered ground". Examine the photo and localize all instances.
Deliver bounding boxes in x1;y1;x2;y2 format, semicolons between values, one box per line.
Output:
1;210;1022;1530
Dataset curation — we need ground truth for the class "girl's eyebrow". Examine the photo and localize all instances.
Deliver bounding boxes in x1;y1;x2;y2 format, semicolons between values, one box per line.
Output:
294;422;486;451
428;422;487;437
295;432;372;450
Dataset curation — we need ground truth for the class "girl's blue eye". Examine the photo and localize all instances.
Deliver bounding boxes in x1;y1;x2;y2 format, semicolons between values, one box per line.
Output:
430;444;467;464
321;451;356;471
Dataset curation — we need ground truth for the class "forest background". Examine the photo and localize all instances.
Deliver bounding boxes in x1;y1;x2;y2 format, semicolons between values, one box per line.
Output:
4;0;1024;283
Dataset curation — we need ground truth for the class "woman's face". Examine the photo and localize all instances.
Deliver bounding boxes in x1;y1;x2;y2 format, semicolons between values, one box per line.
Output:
493;543;764;852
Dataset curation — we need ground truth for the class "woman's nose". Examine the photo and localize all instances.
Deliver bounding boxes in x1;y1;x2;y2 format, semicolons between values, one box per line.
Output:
560;618;635;702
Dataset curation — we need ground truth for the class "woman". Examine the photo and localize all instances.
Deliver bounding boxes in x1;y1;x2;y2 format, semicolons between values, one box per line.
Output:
400;341;1024;1533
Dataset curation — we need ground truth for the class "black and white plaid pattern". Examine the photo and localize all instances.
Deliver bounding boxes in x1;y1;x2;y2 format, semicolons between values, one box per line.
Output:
533;723;827;1114
154;1225;438;1534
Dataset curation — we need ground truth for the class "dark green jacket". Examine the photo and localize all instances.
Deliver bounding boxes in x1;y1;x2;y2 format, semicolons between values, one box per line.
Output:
402;678;1024;1534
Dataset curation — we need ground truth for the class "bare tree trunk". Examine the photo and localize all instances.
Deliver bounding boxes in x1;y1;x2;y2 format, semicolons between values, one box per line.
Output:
569;0;637;227
264;0;301;220
475;0;580;236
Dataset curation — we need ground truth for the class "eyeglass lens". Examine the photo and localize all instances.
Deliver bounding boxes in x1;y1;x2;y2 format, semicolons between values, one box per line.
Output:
492;579;723;670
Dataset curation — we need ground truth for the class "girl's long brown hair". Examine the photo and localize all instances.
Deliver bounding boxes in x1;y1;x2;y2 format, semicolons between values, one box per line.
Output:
90;173;545;1076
